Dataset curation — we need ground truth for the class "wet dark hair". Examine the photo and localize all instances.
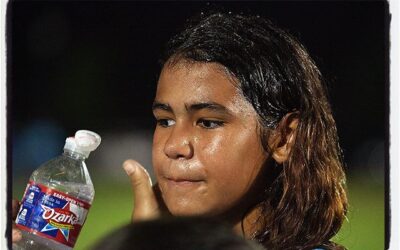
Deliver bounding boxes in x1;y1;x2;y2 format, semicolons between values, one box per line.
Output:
92;217;264;250
160;12;347;250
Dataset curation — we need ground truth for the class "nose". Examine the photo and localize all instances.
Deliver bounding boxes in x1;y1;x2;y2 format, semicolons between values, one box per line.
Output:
163;124;194;160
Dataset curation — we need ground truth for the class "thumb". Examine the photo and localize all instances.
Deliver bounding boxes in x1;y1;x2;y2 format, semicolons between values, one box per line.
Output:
123;159;160;222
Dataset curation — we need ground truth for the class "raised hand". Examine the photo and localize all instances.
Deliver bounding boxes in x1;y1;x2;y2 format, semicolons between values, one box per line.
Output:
123;160;165;222
12;199;22;242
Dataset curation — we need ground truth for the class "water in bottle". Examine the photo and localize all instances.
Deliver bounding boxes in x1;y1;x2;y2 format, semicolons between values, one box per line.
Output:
14;130;101;250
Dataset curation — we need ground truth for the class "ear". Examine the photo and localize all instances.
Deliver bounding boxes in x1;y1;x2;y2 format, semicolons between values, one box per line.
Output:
269;113;299;164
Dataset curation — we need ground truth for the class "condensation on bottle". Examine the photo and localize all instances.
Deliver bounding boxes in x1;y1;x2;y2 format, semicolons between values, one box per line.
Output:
13;130;101;250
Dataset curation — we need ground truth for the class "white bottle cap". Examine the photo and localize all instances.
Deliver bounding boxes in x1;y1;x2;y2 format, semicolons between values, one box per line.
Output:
64;130;101;158
64;137;78;152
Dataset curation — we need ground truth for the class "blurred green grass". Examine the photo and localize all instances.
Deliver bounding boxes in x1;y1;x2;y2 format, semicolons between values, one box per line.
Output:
333;175;384;249
13;174;384;250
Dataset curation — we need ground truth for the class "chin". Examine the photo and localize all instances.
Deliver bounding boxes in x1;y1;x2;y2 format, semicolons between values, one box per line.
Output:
164;198;217;217
167;202;207;216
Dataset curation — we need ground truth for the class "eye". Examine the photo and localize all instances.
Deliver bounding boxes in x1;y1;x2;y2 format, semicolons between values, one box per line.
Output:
157;119;175;128
197;119;224;129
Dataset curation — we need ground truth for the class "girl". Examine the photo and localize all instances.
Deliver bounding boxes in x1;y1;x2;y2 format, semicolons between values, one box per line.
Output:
123;12;348;250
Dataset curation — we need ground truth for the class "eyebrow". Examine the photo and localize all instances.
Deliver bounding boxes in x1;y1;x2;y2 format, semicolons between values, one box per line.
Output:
152;101;232;116
152;102;172;112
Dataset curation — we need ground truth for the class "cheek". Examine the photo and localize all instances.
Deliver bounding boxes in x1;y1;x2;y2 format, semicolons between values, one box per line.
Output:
201;134;224;156
201;129;266;192
152;129;166;173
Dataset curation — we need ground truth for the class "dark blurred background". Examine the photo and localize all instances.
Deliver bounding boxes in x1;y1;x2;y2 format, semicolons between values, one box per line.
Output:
8;1;387;249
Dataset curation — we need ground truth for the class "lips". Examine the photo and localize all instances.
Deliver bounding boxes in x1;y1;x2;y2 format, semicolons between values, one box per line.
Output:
160;162;205;181
162;173;206;191
157;162;206;191
166;176;204;182
164;178;205;193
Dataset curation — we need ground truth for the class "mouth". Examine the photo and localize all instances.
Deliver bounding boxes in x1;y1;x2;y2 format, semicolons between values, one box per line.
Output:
159;163;206;191
164;177;205;189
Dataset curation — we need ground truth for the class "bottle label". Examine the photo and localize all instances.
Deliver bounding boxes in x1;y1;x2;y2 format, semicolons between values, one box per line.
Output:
15;181;91;247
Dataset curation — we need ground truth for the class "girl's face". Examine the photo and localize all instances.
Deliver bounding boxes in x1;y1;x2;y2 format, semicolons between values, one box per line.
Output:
152;61;268;217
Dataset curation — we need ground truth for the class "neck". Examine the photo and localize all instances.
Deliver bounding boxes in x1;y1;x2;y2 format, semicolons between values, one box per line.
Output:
225;160;278;239
231;203;264;239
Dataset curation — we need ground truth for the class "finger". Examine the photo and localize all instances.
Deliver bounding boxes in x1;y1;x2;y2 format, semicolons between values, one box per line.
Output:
123;160;160;221
12;199;20;219
12;199;23;243
12;228;22;242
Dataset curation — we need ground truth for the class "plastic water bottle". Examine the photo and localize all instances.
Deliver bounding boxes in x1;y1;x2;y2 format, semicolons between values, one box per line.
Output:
14;130;101;250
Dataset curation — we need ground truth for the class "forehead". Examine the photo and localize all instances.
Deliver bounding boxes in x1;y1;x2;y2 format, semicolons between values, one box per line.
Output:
156;61;242;104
